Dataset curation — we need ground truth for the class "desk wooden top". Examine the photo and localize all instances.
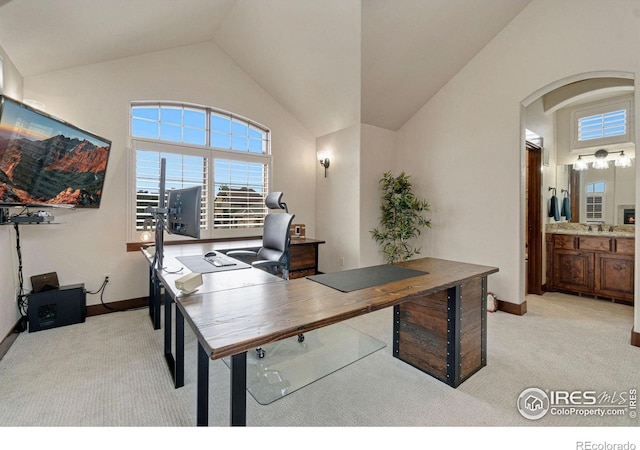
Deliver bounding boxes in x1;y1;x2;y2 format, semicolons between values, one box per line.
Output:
139;237;325;255
176;257;498;360
142;245;282;300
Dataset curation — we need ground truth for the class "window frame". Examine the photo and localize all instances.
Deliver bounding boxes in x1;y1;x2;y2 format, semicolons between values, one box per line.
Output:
570;98;633;151
127;102;272;243
584;181;606;222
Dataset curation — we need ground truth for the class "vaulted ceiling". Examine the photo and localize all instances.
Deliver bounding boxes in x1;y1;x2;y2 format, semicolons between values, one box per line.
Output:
0;0;532;136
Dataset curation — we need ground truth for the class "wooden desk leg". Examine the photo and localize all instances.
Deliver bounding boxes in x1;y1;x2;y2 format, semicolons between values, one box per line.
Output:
446;284;462;386
394;277;486;388
230;352;247;426
197;342;209;426
481;276;488;368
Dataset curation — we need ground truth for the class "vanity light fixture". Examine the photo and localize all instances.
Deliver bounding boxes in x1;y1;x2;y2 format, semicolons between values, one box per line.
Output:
615;151;632;168
318;152;330;178
573;155;588;171
572;148;633;171
592;149;609;170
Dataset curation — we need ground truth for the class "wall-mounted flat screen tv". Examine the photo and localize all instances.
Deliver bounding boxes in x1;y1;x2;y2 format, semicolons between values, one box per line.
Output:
0;95;111;208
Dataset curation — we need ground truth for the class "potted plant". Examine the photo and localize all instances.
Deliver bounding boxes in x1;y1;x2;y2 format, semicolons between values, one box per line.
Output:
370;171;431;264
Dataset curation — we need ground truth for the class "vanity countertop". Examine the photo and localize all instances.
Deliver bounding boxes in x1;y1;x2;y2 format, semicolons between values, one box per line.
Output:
547;229;634;238
546;223;635;238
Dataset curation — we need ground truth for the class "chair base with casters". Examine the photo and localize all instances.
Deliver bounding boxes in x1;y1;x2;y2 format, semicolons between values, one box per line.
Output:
255;334;304;359
226;192;303;359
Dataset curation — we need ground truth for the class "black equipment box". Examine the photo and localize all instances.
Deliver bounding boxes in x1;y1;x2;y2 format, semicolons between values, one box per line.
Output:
31;272;60;293
27;284;86;332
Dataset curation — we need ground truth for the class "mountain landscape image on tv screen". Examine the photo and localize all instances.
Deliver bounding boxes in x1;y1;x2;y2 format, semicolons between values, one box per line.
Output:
0;96;111;208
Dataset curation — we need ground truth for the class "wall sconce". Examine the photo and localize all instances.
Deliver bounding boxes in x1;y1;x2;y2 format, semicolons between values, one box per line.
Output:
318;152;330;178
573;148;633;171
141;218;154;241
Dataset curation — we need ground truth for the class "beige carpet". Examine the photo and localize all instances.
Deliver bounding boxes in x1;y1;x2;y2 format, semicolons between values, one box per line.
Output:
0;292;638;437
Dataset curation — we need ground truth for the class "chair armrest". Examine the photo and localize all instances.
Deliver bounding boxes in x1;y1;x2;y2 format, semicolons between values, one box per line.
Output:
226;250;258;264
226;250;258;257
251;260;285;270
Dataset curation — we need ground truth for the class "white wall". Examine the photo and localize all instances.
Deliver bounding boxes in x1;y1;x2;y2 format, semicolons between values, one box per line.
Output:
395;0;640;321
13;41;315;319
360;124;398;267
0;44;23;341
316;125;360;273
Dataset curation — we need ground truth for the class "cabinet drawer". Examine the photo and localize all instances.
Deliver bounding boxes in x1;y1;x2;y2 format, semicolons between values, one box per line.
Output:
553;234;576;250
578;236;611;252
615;238;635;255
290;244;317;270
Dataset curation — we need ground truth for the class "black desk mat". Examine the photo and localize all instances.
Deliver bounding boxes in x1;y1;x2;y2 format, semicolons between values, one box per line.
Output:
175;255;250;274
307;264;428;292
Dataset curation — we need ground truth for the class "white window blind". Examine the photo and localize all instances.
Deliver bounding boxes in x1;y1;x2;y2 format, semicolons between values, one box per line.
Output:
213;159;268;229
578;109;626;141
585;196;603;219
135;150;208;231
585;182;605;220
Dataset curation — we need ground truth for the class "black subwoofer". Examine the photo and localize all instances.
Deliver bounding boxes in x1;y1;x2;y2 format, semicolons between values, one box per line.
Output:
27;284;86;332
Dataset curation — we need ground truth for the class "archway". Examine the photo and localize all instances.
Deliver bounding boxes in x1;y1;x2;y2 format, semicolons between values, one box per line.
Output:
520;71;636;304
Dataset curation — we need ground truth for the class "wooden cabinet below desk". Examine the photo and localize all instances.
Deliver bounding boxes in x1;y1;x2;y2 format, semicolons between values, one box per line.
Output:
546;233;634;304
290;238;325;279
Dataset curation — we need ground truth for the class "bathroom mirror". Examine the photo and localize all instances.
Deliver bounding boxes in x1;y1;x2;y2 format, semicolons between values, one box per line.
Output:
556;160;635;224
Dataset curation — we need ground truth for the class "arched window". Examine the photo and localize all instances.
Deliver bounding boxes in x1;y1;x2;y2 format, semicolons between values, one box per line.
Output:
129;102;271;242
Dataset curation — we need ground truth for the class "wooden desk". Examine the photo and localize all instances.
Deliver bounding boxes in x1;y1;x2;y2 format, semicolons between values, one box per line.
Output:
174;257;498;426
144;238;324;330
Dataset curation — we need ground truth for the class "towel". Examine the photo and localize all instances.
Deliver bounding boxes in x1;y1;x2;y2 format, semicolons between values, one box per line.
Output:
549;195;560;221
561;196;571;221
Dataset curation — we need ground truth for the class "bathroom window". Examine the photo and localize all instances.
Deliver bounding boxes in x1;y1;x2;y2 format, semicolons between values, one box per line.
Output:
578;109;626;141
571;98;632;150
585;182;605;220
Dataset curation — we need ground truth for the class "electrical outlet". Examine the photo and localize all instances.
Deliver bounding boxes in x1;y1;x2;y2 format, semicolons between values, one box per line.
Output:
340;257;345;267
104;273;110;282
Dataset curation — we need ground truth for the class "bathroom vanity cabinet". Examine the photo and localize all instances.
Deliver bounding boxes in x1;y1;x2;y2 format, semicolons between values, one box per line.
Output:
546;232;634;304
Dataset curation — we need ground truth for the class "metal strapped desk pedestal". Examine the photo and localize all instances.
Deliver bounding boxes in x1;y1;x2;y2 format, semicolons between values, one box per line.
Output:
175;257;498;426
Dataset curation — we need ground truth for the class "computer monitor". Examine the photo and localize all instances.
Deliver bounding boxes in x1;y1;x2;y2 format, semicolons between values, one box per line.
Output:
166;186;202;239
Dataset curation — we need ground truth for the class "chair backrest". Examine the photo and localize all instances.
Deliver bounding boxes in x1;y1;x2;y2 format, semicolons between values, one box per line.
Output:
265;191;288;212
257;192;295;264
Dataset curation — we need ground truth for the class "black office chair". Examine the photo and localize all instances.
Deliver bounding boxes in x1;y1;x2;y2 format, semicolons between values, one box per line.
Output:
227;192;303;358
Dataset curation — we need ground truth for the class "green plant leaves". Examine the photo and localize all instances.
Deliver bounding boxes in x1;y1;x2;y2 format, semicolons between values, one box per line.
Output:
370;171;431;264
